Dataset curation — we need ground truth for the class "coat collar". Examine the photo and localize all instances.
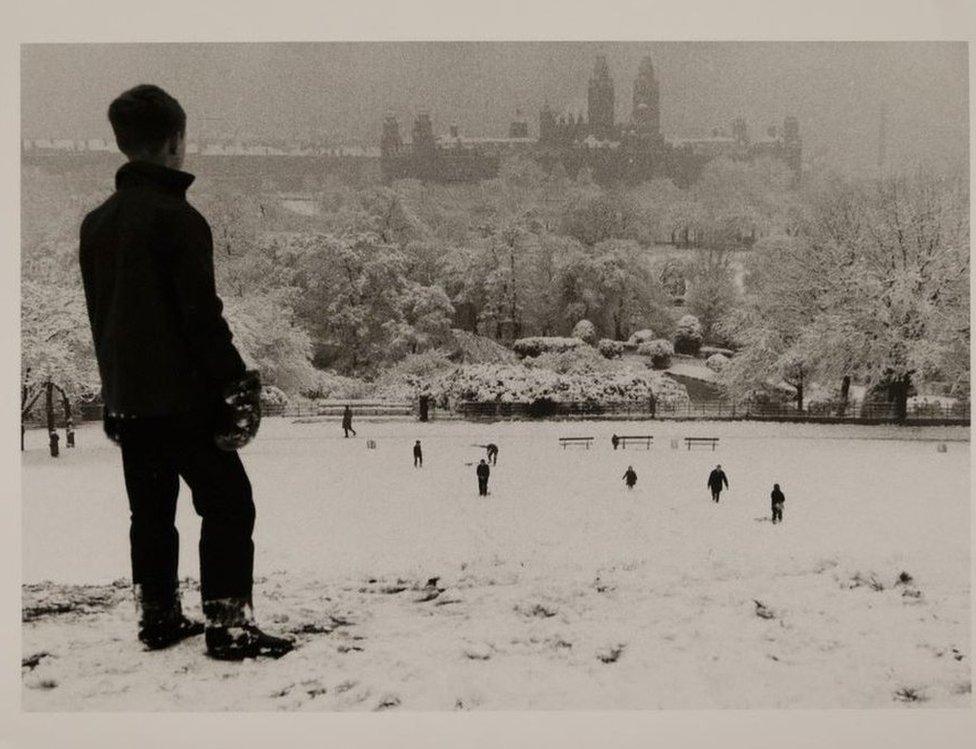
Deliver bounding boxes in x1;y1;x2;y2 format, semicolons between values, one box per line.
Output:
115;161;196;196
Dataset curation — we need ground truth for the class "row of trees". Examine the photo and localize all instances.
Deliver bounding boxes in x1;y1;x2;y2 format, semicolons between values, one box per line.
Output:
720;172;970;419
21;154;968;423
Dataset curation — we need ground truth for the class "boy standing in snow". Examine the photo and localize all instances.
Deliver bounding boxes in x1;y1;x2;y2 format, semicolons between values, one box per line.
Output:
707;464;729;502
476;459;491;496
771;483;785;524
79;85;291;660
342;405;356;438
623;466;638;489
413;439;423;467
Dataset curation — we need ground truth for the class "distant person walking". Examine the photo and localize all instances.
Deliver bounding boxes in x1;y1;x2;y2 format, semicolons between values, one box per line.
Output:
413;440;423;468
476;459;491;496
707;465;729;502
623;465;638;489
770;483;785;524
342;405;356;438
486;443;498;465
611;434;620;450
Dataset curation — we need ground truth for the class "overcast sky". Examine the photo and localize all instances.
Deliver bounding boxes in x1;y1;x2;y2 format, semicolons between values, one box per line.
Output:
21;42;968;176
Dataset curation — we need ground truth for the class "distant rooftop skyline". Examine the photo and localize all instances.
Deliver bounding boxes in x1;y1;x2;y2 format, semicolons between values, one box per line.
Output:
21;42;969;176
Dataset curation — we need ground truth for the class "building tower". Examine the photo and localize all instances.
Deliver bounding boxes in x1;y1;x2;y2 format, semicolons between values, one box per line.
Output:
411;112;436;154
587;55;615;139
782;116;801;178
539;102;556;144
632;56;660;138
380;115;402;156
731;117;749;147
509;108;529;139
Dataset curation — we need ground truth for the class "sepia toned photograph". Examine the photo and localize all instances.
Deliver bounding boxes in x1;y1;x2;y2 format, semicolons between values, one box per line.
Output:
18;39;970;712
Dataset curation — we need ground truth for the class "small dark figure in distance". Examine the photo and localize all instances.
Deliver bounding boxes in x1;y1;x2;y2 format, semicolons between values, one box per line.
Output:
707;464;729;503
476;459;490;496
342;405;356;438
611;434;619;450
623;465;637;489
771;483;785;524
413;439;423;468
486;443;498;465
79;85;291;661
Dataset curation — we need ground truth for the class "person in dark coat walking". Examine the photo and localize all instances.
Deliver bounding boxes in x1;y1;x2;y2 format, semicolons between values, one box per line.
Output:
342;405;356;438
413;440;423;468
79;85;290;661
611;434;620;450
770;483;785;524
486;443;498;465
476;459;491;496
707;464;729;502
623;465;637;489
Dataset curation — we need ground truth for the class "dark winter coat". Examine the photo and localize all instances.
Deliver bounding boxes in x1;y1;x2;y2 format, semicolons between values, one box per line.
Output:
413;443;423;457
79;161;245;417
707;469;729;491
623;469;637;486
771;488;785;506
342;408;353;428
476;463;490;480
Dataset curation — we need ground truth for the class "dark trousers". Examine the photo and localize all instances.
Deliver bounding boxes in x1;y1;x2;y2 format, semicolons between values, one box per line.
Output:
487;449;497;465
772;503;783;523
711;488;722;502
478;478;488;496
343;425;356;438
117;410;255;604
414;454;422;467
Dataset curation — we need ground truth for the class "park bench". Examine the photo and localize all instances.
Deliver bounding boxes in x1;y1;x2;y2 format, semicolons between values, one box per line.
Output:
616;435;653;449
685;437;719;451
559;436;594;449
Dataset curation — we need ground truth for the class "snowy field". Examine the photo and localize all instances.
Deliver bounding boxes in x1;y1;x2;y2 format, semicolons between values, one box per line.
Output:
21;418;971;710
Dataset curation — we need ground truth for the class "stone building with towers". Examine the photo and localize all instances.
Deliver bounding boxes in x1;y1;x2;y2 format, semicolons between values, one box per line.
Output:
380;54;802;187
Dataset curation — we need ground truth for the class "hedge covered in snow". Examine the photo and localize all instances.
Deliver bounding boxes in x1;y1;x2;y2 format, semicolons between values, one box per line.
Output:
638;339;674;370
571;319;598;346
512;337;586;358
428;364;689;407
597;338;625;358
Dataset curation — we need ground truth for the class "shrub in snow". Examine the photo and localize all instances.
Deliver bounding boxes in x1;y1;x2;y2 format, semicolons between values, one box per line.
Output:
628;329;656;345
260;385;289;408
512;337;585;358
571;319;598;346
638;339;674;370
673;314;703;355
300;370;373;401
597;338;625;359
428;363;689;409
528;346;615;375
705;353;729;373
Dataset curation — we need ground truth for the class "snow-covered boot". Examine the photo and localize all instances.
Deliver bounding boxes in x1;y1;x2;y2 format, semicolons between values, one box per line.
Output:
203;597;294;661
134;585;204;650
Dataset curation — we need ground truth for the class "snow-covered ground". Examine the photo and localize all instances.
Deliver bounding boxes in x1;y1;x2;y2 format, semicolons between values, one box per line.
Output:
21;418;971;710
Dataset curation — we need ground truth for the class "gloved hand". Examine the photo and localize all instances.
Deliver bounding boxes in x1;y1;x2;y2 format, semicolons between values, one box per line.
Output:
103;413;123;446
214;370;262;451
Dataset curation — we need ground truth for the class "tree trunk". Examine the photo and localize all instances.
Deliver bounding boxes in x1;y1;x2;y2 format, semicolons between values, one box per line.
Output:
838;375;851;417
45;381;59;457
795;382;803;412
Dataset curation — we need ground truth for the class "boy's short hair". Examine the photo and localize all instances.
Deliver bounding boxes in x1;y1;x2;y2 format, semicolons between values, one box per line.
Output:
108;84;186;157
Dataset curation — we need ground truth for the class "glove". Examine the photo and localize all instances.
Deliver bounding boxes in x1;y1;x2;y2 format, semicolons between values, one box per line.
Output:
214;370;262;451
103;413;123;446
